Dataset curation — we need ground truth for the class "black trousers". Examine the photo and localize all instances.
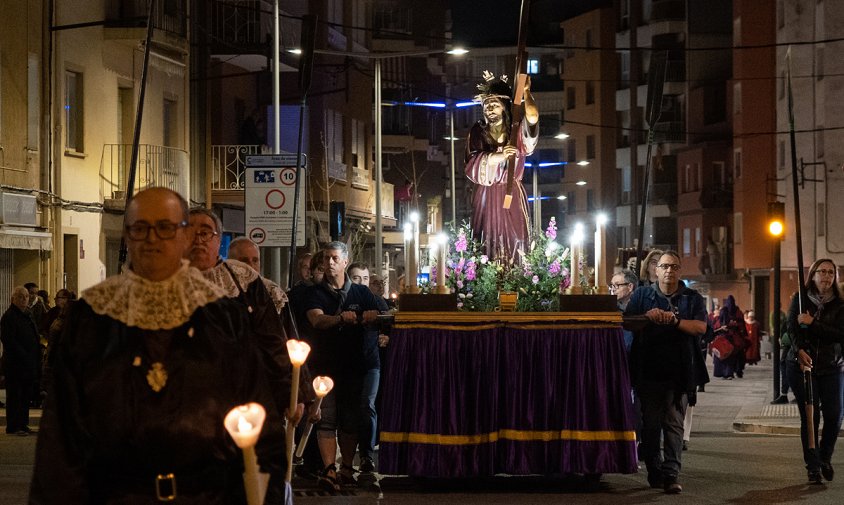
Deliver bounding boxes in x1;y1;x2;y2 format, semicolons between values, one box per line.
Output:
4;374;32;433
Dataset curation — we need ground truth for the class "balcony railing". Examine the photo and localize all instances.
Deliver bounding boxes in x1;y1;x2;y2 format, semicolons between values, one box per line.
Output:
211;144;266;190
106;0;187;37
101;144;188;199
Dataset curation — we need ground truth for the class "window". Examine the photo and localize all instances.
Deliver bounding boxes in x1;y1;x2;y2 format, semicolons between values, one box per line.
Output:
734;212;743;245
65;70;84;152
587;189;595;211
586;81;595;105
567;138;577;163
351;118;366;169
619;53;630;89
733;82;742;115
683;228;691;256
621;166;631;204
695;227;702;255
586;135;595;159
684;164;692;193
734;149;742;179
163;98;177;147
567;191;576;213
777;0;784;29
713;161;728;187
527;59;539;74
567;86;576;109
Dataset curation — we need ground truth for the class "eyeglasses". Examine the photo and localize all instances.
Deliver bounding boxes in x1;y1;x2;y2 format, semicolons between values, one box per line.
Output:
193;227;220;243
815;268;836;277
609;282;631;291
125;220;188;241
657;263;681;271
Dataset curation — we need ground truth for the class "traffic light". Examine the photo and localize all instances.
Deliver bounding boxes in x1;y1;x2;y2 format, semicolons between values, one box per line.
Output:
767;201;785;240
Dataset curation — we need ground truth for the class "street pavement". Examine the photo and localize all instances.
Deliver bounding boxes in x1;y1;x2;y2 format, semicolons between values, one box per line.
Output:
2;355;842;504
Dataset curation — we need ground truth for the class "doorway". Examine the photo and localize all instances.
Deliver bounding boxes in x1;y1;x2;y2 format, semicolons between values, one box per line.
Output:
752;274;770;333
64;234;79;294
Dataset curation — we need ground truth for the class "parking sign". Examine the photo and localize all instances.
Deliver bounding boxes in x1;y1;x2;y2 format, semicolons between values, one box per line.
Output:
244;154;306;247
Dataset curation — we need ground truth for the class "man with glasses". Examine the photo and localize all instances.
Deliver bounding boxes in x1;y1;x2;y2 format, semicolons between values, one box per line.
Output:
624;251;709;495
31;187;287;503
611;270;638;312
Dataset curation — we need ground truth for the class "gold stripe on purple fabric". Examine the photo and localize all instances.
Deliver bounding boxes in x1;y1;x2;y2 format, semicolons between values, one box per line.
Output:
380;429;637;445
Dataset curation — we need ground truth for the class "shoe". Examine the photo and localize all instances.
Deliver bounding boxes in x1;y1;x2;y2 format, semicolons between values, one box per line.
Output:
317;464;340;492
682;440;688;451
697;385;705;392
736;371;743;378
338;464;357;486
647;471;664;489
771;395;789;405
808;470;823;484
15;431;29;437
359;456;376;473
22;426;37;435
822;462;835;481
663;476;682;494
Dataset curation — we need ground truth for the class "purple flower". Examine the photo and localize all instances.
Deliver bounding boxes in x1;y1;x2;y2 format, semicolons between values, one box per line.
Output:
545;217;557;240
456;280;464;289
548;260;561;275
455;231;468;253
532;275;540;284
465;266;476;281
457;302;464;308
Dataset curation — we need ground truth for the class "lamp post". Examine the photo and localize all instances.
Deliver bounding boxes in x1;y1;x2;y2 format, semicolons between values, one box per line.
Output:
310;48;467;280
768;202;785;402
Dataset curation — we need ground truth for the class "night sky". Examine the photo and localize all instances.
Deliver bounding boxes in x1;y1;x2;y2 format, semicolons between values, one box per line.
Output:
452;0;613;46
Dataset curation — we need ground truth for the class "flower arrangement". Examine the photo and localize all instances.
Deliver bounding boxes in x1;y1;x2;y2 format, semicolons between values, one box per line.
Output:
502;217;571;312
437;219;570;312
440;222;499;311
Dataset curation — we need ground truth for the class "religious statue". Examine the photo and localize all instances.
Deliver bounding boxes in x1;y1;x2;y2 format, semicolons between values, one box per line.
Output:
465;71;539;259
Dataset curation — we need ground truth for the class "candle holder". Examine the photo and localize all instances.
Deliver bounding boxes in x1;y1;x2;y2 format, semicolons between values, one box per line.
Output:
224;403;269;505
285;339;311;482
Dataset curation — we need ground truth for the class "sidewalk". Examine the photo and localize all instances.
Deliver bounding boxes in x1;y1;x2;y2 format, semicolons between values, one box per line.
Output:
693;354;801;436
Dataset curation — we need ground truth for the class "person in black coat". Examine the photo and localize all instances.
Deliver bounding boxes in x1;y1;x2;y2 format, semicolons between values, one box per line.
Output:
787;258;844;484
0;286;40;435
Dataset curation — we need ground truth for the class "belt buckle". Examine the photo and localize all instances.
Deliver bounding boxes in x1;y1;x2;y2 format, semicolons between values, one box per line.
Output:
155;473;177;502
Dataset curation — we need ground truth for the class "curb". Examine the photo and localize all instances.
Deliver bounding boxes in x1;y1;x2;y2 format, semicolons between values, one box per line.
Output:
732;421;800;436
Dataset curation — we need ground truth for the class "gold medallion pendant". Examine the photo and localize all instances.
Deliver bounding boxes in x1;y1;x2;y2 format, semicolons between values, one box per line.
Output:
146;362;168;392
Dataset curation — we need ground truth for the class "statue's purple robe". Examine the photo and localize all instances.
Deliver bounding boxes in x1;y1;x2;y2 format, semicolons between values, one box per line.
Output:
464;117;538;259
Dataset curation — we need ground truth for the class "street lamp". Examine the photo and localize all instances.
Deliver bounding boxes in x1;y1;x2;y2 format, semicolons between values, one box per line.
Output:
768;201;785;403
307;47;468;280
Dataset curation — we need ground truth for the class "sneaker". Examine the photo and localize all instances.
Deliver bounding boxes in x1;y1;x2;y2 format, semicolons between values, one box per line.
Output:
822;462;835;481
770;395;789;405
808;470;823;484
663;476;682;494
359;456;376;473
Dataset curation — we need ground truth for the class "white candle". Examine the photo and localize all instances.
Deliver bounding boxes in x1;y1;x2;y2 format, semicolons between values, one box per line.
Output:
403;223;413;293
224;403;268;505
285;340;311;482
435;233;449;294
595;214;608;293
569;223;585;294
295;376;335;459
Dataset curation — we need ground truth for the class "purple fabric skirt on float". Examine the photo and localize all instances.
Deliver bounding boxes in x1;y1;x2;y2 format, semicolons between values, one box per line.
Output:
378;317;638;477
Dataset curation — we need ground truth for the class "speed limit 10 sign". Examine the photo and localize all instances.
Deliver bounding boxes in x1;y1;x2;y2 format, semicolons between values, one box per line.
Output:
244;154;306;247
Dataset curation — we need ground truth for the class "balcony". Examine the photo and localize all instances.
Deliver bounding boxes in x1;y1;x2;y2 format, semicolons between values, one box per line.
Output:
105;0;187;39
653;121;686;144
101;144;188;204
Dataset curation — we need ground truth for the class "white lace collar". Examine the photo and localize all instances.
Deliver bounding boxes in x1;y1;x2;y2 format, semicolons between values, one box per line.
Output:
82;261;226;330
199;259;259;299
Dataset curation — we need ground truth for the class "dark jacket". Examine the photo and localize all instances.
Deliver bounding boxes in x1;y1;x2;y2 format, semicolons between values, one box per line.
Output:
625;283;710;392
787;292;844;375
0;304;40;381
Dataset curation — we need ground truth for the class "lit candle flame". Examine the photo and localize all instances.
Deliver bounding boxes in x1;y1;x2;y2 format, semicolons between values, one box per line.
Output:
238;415;253;433
312;376;334;397
286;339;311;366
224;402;266;449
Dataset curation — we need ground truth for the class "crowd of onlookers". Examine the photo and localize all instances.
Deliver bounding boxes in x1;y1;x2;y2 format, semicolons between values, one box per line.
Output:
1;282;77;435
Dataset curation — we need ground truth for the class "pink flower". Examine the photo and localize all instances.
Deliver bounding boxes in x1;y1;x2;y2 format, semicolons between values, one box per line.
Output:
456;280;464;289
545;217;557;240
548;260;561;275
455;231;468;253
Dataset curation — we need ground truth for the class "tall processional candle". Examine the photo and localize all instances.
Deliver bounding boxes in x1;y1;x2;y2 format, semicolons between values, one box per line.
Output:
435;233;449;294
285;339;311;482
403;223;413;293
568;223;585;294
224;403;268;505
295;376;334;459
595;214;608;293
408;211;421;293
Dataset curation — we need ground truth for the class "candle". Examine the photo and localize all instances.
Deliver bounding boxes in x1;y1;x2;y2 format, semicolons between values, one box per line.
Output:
595;214;608;293
568;223;585;294
403;223;413;293
408;211;420;293
435;233;449;294
295;376;335;459
285;339;311;482
224;403;269;505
